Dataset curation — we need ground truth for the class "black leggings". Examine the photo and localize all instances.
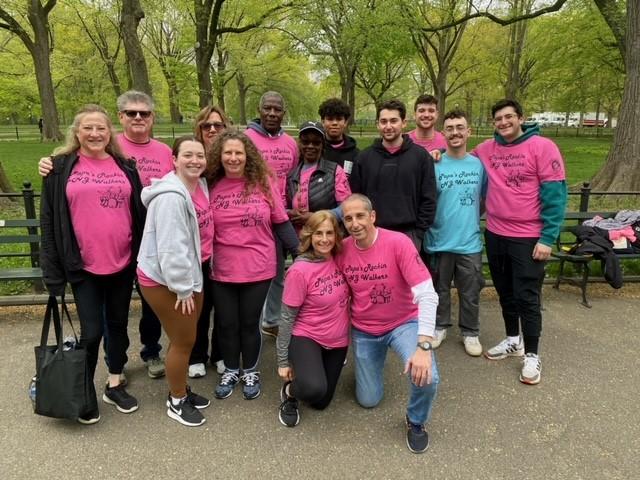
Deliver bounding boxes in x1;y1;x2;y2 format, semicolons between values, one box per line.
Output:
289;335;347;410
211;279;271;371
71;265;134;380
190;261;219;365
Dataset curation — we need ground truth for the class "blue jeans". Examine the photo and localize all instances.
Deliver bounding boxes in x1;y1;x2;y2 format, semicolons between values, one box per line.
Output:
352;320;439;425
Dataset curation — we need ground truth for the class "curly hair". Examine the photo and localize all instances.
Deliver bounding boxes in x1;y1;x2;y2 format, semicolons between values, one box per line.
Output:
205;129;274;205
298;210;343;259
193;105;229;144
53;104;124;159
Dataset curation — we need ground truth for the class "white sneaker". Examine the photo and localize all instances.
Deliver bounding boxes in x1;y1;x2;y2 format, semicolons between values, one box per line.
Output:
484;337;524;360
463;336;482;357
520;353;541;385
215;360;226;375
188;363;206;378
431;329;447;348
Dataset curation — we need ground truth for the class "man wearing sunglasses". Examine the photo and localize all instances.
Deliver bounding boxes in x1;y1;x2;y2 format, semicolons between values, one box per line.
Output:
474;99;567;385
38;90;172;382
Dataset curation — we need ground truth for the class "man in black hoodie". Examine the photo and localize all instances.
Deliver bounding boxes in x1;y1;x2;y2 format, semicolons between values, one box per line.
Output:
318;98;359;176
349;99;437;250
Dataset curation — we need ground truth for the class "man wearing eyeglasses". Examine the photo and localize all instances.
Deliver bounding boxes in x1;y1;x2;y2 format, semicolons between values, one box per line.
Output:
38;90;172;381
475;99;567;385
349;99;437;251
423;109;486;357
245;91;299;338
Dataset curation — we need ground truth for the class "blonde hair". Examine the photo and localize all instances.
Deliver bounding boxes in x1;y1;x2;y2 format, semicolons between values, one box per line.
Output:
53;104;123;159
205;130;274;205
299;210;343;259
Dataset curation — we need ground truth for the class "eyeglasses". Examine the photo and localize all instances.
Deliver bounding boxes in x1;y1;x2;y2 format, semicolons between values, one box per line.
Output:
493;113;518;123
300;139;323;146
200;122;226;131
122;110;152;119
443;125;468;133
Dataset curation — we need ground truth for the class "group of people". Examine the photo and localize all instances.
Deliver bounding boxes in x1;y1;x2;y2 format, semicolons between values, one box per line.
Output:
37;88;566;454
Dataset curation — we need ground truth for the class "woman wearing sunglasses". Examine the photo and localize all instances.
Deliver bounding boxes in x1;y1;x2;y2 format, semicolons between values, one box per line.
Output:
187;105;230;379
286;121;351;230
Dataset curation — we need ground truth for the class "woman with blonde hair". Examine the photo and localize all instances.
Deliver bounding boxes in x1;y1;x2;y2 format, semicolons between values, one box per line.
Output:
40;104;145;424
188;104;229;379
207;130;298;401
276;210;350;427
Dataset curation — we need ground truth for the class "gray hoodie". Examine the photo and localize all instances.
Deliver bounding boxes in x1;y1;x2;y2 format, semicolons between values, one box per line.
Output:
137;172;207;300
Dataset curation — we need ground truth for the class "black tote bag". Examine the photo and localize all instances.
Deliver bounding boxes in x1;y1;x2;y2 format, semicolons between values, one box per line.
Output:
34;295;98;420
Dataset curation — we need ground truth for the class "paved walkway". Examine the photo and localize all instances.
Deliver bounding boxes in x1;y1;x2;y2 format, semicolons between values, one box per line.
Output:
1;286;638;479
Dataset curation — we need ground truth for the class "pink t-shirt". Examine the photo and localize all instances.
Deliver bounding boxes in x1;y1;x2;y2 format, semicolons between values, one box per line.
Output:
336;228;431;336
66;154;132;274
118;134;173;187
283;258;350;348
473;135;566;238
408;129;447;152
209;177;288;282
191;185;214;262
292;164;351;212
245;128;298;206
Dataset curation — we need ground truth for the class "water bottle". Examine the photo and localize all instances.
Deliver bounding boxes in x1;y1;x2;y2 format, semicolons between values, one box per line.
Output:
29;376;37;409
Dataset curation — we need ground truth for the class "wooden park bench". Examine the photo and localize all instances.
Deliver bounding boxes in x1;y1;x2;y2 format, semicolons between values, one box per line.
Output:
0;217;43;285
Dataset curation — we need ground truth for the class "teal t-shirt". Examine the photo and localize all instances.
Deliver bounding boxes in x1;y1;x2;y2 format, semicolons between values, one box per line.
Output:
424;153;486;254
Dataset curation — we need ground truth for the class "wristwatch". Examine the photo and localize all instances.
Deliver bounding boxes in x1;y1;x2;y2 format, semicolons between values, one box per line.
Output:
417;341;433;352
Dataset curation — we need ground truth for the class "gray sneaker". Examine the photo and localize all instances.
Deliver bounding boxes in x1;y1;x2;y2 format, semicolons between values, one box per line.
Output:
145;357;165;379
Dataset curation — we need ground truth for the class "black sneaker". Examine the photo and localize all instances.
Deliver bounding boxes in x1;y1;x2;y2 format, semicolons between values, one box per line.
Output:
405;416;429;453
187;386;210;409
77;408;101;425
166;395;206;427
278;382;299;427
103;384;139;414
165;387;210;410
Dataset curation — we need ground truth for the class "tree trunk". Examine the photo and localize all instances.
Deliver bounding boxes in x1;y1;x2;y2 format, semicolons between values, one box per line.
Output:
106;60;122;98
196;44;214;107
236;72;248;125
27;1;63;141
591;0;640;190
120;0;152;95
167;74;181;123
0;161;16;196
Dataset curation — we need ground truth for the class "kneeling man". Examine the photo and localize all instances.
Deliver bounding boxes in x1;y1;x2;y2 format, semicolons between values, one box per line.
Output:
338;194;439;453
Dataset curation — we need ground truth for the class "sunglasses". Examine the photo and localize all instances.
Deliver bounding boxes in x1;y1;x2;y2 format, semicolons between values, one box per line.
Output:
122;110;152;119
201;122;226;131
300;139;323;146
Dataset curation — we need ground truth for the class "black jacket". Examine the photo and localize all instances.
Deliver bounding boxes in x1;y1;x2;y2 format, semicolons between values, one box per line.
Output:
286;158;339;212
39;151;145;294
349;135;436;235
573;225;623;289
323;135;359;173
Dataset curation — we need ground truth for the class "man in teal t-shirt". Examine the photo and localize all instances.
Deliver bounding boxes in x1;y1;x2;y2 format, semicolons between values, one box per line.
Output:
424;109;486;357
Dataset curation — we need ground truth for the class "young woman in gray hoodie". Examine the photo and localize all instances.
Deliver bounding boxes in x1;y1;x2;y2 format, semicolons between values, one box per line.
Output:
137;136;211;427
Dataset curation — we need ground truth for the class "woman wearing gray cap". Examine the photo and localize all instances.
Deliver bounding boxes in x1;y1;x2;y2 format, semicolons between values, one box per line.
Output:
285;121;351;230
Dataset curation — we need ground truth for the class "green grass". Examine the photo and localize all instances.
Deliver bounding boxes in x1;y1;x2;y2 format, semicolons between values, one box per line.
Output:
0;133;630;294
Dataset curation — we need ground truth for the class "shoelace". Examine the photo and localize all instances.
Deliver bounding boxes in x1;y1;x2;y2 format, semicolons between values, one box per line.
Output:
220;371;239;385
242;371;259;386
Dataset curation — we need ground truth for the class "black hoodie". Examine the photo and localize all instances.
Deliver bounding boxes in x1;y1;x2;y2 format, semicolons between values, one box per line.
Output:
349;134;436;235
323;134;359;174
